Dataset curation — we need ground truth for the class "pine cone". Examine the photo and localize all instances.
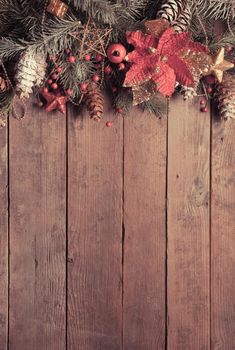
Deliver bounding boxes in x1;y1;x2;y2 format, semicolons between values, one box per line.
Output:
0;76;9;93
172;4;191;33
85;83;104;121
215;73;235;120
157;0;187;23
15;48;46;98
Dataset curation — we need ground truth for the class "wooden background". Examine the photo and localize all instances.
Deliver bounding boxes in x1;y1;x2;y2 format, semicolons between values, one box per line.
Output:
0;95;235;350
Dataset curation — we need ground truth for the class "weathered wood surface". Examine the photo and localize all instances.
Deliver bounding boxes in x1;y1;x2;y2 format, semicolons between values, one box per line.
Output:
0;119;8;350
0;96;234;349
167;97;210;349
67;106;123;350
9;105;66;350
123;108;167;350
211;118;235;350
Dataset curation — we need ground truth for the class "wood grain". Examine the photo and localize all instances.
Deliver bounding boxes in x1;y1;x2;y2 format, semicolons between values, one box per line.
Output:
67;106;123;350
167;96;210;349
0;120;8;350
9;104;66;350
211;118;235;349
123;108;167;350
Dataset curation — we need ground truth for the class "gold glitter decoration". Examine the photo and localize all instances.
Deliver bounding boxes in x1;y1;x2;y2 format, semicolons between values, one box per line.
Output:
145;19;170;38
202;47;234;83
132;80;157;105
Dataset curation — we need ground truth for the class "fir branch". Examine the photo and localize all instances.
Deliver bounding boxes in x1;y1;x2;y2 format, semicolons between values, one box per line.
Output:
0;38;26;60
140;93;168;118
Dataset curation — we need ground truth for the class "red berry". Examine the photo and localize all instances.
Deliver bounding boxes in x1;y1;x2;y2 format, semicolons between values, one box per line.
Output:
68;55;76;63
42;87;49;93
201;107;208;113
226;46;233;53
207;87;213;94
65;48;71;54
106;121;112;127
84;54;91;61
104;66;113;75
80;83;87;92
51;83;58;90
116;107;123;114
118;63;125;71
92;75;100;83
200;99;206;106
37;101;44;107
96;54;103;62
112;86;117;93
51;73;58;80
57;67;62;73
47;79;53;85
66;89;73;96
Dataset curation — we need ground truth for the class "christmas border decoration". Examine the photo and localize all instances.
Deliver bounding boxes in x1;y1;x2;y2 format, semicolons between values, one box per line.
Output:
0;0;235;127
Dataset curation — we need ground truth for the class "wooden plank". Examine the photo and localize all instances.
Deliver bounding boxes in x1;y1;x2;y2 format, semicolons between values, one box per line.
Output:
167;96;210;349
123;108;167;350
9;103;66;350
211;118;235;349
67;107;123;350
0;120;8;350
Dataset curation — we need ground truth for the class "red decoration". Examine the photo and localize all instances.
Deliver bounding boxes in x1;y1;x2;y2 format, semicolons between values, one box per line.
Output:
118;63;125;71
104;66;113;75
80;83;87;92
68;55;76;63
51;83;58;90
85;54;91;61
57;67;62;73
107;43;127;64
41;89;68;114
106;121;112;127
92;75;100;83
96;54;103;62
124;29;208;97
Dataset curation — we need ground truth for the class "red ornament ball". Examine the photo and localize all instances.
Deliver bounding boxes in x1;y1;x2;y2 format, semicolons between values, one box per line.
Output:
42;87;49;94
104;66;113;75
80;83;87;92
66;89;73;96
51;73;58;80
118;63;125;71
68;55;76;63
106;121;112;127
107;43;127;64
51;83;58;90
96;54;103;62
84;54;91;61
57;67;62;73
92;75;100;83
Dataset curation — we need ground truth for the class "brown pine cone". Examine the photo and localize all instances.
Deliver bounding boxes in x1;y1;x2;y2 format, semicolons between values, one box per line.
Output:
85;83;104;121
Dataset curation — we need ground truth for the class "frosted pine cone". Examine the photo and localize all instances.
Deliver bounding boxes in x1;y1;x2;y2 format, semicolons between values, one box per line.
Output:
15;48;46;98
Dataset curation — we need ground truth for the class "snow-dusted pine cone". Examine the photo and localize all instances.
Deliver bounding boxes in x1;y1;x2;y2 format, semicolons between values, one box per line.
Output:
15;48;46;98
172;4;191;32
215;73;235;120
157;0;187;23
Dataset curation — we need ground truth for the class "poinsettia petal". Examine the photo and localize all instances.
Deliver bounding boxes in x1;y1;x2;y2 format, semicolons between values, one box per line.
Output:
156;29;191;56
126;31;157;50
124;55;158;87
151;62;176;96
166;55;194;86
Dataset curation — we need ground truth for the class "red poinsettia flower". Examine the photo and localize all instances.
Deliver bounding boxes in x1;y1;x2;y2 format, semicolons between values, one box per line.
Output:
124;28;208;97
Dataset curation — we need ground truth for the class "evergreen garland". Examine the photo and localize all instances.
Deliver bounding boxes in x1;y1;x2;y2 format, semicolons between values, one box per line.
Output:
0;0;234;124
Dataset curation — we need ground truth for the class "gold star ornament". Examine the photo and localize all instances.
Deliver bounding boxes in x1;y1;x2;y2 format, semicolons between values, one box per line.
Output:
202;48;234;83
